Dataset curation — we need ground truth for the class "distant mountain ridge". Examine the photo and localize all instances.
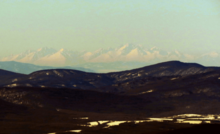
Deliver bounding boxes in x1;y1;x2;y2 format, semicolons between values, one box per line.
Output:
1;44;220;72
0;61;94;74
0;60;219;90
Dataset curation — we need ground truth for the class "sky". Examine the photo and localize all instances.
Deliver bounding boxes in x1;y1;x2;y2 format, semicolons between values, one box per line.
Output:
1;0;220;57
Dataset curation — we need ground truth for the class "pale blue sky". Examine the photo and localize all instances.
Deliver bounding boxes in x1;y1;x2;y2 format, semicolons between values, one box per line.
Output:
1;0;220;56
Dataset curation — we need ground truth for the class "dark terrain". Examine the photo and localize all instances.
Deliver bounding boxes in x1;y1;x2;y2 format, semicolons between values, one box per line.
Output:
1;61;220;133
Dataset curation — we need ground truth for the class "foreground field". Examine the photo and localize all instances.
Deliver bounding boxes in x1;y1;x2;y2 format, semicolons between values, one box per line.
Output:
1;108;220;134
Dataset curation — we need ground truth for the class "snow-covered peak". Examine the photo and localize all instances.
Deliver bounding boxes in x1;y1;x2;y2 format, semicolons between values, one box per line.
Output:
1;44;220;67
118;44;129;51
150;46;159;51
126;48;140;58
202;52;219;58
94;48;104;53
37;48;42;52
59;48;64;52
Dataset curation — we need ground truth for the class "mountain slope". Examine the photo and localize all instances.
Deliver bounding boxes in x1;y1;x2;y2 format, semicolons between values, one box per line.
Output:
0;69;26;82
1;61;220;116
0;61;219;91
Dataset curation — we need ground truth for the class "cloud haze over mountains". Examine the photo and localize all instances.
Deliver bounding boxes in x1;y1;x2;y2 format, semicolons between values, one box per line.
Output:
1;44;220;72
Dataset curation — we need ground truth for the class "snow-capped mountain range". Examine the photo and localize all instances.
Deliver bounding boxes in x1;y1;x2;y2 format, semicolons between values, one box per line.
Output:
1;44;220;72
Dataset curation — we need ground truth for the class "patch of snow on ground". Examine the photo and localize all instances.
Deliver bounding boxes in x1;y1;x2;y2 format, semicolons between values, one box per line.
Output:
53;70;63;77
148;118;173;122
204;121;211;123
66;130;82;133
181;120;202;124
71;114;220;132
7;83;17;87
134;120;148;124
104;121;126;128
12;79;18;82
73;117;89;119
171;114;202;118
139;89;154;94
88;121;99;127
98;121;109;124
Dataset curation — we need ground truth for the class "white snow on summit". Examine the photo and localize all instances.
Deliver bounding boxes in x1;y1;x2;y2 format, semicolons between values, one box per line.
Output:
1;44;220;67
35;48;66;66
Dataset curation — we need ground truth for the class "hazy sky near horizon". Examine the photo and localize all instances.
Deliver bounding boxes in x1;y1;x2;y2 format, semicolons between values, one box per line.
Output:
1;0;220;57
